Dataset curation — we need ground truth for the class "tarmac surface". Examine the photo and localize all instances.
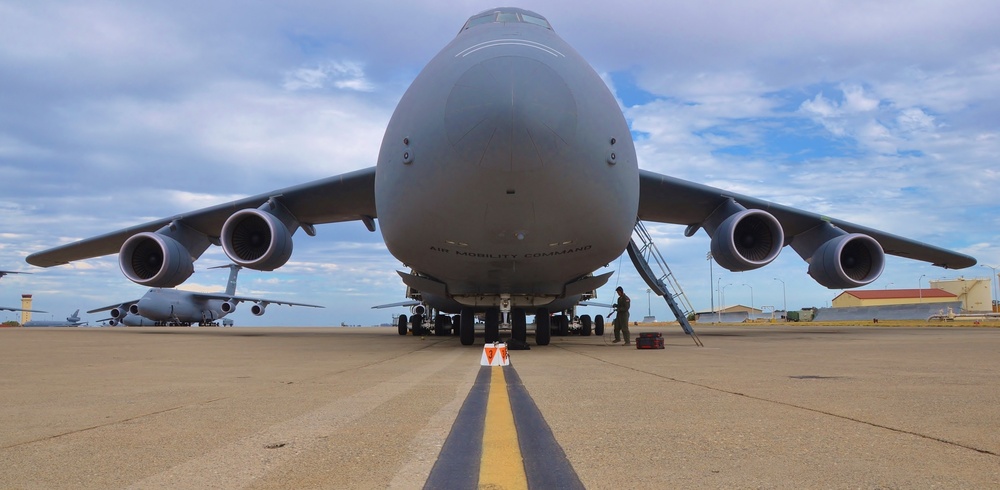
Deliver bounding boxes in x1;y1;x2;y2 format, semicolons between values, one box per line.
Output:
1;324;998;489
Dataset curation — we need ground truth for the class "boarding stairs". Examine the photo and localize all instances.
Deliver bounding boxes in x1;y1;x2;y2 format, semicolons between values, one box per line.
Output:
627;220;704;346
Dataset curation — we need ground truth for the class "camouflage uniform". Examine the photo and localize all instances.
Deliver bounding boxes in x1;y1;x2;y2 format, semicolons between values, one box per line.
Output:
613;290;631;343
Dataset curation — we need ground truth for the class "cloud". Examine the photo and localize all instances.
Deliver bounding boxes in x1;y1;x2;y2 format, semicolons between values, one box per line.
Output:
283;60;374;92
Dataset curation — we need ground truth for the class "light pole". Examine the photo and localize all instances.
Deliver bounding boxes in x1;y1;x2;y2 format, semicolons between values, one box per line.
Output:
717;276;723;323
742;283;754;321
646;288;652;317
721;283;733;319
980;264;999;312
919;274;927;303
707;252;714;318
773;278;786;317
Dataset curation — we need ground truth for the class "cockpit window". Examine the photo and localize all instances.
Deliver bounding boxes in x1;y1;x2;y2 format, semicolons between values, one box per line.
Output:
461;9;552;32
465;12;496;29
520;14;550;28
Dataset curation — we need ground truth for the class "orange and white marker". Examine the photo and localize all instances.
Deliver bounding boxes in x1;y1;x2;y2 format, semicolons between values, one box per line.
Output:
480;342;510;366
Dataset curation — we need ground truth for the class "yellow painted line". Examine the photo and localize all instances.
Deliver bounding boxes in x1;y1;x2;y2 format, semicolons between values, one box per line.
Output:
479;366;528;489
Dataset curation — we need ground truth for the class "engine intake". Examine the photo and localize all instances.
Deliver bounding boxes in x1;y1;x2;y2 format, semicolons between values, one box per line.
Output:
710;209;784;272
221;208;295;271
250;302;267;316
221;301;237;314
807;234;885;288
119;232;195;288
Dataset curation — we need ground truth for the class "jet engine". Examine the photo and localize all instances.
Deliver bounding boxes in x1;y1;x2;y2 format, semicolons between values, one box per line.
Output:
250;302;267;316
220;301;237;314
128;304;140;315
119;232;196;288
108;319;120;326
807;233;885;288
221;200;298;271
705;204;784;272
110;307;126;319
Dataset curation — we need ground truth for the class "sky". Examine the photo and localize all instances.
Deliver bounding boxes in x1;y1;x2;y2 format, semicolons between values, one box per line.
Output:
1;1;998;326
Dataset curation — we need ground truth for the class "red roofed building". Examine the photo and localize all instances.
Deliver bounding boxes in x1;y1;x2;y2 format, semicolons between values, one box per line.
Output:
832;288;957;308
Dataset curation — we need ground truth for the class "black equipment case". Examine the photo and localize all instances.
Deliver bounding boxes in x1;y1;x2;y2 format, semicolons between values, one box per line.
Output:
636;332;664;349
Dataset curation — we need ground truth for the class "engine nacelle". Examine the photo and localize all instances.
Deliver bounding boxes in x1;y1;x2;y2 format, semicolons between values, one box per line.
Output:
710;209;784;272
221;209;294;271
807;233;885;289
250;302;267;316
110;307;126;319
128;304;140;315
119;232;195;287
220;301;237;314
108;319;120;326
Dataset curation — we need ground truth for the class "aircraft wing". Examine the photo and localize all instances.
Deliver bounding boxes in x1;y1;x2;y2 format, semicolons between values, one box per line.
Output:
193;293;324;308
371;300;421;309
87;300;139;314
26;167;377;267
0;306;47;313
638;169;976;269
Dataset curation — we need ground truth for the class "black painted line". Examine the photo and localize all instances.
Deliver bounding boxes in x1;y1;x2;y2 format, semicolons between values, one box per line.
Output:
505;366;585;490
424;366;491;490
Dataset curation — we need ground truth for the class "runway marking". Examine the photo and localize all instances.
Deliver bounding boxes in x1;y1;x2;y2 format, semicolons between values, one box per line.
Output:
425;365;583;489
480;367;528;488
561;345;1000;458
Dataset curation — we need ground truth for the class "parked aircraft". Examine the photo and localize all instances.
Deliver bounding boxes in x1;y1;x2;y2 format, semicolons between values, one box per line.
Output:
26;8;975;345
23;310;87;327
87;264;322;326
0;270;47;314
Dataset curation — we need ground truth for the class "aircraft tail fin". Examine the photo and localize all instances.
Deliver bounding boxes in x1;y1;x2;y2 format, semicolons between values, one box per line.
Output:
225;264;241;296
208;264;242;295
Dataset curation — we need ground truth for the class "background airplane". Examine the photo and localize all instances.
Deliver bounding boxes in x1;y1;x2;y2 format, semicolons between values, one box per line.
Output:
22;309;87;327
88;264;322;326
0;271;47;315
24;8;976;344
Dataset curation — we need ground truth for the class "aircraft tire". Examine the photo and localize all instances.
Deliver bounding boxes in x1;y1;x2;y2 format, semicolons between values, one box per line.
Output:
410;314;424;336
434;314;448;336
595;315;605;336
397;314;408;335
535;308;551;346
511;308;527;343
451;315;461;336
558;315;570;336
580;314;592;336
485;308;500;343
460;308;475;345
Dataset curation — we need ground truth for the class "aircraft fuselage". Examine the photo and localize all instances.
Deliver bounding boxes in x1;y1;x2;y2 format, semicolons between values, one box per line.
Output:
375;13;638;310
135;289;225;324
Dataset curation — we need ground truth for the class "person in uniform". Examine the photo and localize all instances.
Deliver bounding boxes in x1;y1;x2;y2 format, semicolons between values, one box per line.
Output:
612;286;631;345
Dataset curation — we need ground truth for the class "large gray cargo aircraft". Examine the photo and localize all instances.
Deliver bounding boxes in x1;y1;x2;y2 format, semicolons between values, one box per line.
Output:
87;264;322;326
26;8;975;344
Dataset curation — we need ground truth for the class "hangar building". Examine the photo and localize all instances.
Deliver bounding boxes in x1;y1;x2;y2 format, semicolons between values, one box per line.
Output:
830;278;991;313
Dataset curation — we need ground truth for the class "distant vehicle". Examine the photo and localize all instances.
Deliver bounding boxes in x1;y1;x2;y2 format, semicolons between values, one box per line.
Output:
23;309;87;327
0;270;47;314
88;264;321;326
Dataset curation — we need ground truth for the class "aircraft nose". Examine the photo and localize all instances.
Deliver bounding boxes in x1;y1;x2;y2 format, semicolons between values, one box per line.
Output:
445;56;578;172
